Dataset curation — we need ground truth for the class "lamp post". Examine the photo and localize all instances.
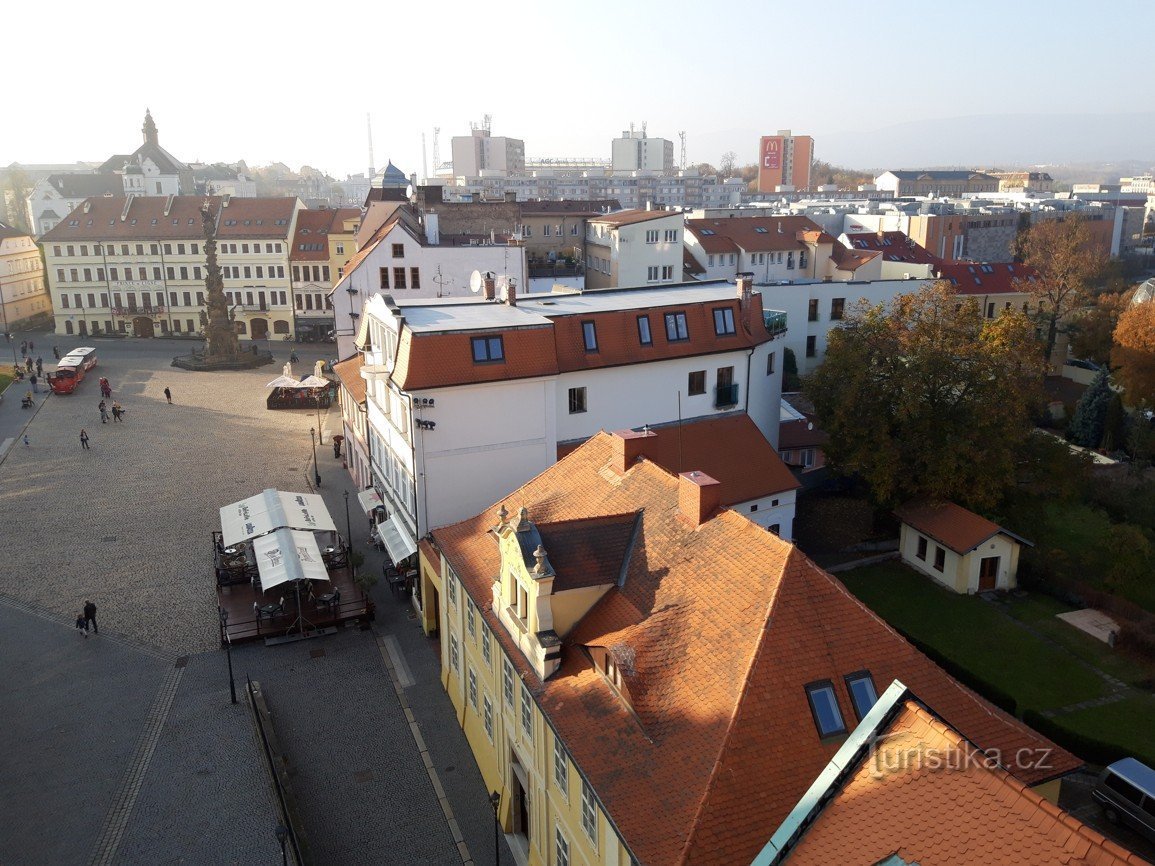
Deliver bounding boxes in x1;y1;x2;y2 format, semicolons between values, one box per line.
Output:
343;489;353;553
275;824;288;866
316;401;324;445
310;427;321;487
219;607;237;704
489;791;501;865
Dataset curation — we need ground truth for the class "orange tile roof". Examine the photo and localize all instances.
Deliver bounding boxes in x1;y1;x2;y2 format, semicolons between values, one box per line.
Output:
936;261;1040;296
557;414;799;503
332;354;366;404
590;208;679;227
392;290;776;390
431;434;1079;866
686;215;826;254
895;500;1024;554
779;700;1145;866
829;242;881;272
392;325;560;391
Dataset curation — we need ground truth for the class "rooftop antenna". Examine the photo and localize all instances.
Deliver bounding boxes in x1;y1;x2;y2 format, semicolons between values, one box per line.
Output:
421;132;428;184
367;113;375;178
483;113;492;133
679;131;687;170
432;126;441;171
432;264;452;298
641;120;647;139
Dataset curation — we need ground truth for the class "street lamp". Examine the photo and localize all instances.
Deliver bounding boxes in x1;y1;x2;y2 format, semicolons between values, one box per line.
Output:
219;607;237;704
489;791;501;865
343;490;353;554
310;427;321;487
275;824;288;866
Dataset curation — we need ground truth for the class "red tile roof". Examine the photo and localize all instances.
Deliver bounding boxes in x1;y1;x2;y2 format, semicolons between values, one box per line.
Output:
686;215;826;254
557;414;799;503
844;231;943;265
332;354;366;404
290;207;360;262
431;434;1079;866
780;700;1144;866
39;195;297;242
590;208;680;227
683;247;705;275
394;290;776;390
895;500;1026;554
936;261;1040;296
829;242;880;272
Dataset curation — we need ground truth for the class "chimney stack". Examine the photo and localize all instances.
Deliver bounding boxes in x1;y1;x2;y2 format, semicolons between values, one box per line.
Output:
678;471;722;527
483;274;496;301
611;428;657;475
505;279;517;307
736;272;753;300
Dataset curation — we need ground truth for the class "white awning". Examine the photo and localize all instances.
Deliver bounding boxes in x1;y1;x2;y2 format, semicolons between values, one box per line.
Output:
219;488;337;546
252;528;331;590
378;515;417;563
356;489;384;514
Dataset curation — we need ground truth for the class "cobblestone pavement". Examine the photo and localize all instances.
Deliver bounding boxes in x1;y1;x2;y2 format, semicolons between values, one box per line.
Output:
0;337;333;655
0;596;168;866
4;337;513;865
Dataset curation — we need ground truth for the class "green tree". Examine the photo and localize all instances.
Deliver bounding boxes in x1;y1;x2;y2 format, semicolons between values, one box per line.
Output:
1067;369;1112;448
1014;215;1108;366
805;282;1045;509
782;347;800;391
1068;290;1130;366
1102;393;1126;452
1100;524;1152;593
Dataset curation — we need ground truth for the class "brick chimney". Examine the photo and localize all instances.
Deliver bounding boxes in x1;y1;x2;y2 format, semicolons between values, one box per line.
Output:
611;428;657;475
482;274;496;301
736;271;754;332
505;279;517;307
678;471;721;527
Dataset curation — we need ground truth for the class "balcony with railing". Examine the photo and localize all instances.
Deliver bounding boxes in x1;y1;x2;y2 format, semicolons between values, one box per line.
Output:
715;383;740;409
763;310;788;336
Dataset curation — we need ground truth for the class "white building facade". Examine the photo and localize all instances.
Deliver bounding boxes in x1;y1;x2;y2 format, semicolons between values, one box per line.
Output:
584;209;684;289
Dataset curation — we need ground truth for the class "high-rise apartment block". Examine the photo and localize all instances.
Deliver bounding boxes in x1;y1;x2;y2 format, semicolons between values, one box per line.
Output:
611;129;674;175
756;130;813;193
450;127;525;177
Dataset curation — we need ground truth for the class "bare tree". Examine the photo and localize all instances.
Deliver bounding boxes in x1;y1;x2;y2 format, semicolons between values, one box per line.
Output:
719;151;737;178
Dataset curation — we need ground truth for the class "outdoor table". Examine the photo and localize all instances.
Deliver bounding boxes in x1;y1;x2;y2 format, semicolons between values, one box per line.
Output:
257;602;283;617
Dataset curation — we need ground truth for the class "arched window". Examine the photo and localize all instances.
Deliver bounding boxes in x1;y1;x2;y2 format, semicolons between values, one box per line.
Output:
235;321;247;334
65;321;74;335
272;320;290;334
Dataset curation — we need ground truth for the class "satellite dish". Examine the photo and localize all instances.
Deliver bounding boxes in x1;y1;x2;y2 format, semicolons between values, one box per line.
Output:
469;270;482;293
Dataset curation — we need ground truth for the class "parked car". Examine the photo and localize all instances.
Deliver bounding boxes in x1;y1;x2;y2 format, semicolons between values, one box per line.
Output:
1093;757;1155;842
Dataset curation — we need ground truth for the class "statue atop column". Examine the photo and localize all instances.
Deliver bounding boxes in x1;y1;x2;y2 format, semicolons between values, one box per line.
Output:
200;199;240;359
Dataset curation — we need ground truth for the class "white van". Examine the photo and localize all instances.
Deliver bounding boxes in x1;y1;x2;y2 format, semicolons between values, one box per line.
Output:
1093;757;1155;842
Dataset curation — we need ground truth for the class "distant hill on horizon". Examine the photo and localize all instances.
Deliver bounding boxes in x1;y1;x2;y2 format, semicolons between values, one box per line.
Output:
816;111;1155;171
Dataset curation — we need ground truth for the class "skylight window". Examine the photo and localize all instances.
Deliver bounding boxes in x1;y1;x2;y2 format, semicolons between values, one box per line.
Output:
754;227;769;234
845;672;879;720
805;681;847;738
700;228;715;236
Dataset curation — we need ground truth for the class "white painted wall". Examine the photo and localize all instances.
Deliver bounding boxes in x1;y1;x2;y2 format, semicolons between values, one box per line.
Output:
758;278;932;375
732;489;796;540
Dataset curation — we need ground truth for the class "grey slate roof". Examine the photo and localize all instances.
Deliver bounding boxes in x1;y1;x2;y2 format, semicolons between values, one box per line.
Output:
47;173;124;197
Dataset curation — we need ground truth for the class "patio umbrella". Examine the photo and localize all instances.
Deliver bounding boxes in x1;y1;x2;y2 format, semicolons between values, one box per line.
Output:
252;528;330;590
298;375;330;388
266;375;304;388
219;488;337;546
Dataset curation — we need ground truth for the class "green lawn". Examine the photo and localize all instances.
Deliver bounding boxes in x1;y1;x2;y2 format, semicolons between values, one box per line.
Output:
0;372;12;394
840;563;1107;712
1056;695;1155;768
1001;593;1155;687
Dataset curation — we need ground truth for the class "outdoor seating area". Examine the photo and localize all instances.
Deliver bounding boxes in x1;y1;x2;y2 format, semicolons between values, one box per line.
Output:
265;364;335;411
214;488;368;645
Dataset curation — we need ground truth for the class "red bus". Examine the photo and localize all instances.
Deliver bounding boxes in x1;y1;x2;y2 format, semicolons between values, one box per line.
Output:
48;347;98;395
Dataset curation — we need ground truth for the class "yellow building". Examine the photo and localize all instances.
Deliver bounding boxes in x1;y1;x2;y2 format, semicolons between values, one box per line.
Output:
0;222;51;332
425;431;1079;866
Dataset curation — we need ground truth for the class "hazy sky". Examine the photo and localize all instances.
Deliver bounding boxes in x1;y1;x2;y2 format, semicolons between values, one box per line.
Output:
4;0;1150;177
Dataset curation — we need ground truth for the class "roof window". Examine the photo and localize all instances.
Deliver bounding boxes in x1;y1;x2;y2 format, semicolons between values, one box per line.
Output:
805;681;847;738
699;228;715;236
845;671;879;721
754;227;769;234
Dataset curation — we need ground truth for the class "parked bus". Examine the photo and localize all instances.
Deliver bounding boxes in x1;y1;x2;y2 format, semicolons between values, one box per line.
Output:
48;347;98;395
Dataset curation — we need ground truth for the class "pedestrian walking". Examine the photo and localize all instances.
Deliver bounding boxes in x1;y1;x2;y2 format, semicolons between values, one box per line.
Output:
35;356;43;374
23;434;29;447
75;613;89;637
20;340;27;356
98;400;108;423
111;402;124;422
83;600;98;634
53;346;60;360
80;429;90;449
164;387;172;404
29;340;34;352
25;356;33;372
29;374;38;393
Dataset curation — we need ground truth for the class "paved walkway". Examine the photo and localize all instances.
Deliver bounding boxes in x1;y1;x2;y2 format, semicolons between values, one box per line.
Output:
2;337;511;864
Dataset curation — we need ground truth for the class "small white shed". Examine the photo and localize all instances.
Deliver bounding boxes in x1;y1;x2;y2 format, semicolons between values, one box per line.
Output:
895;501;1032;594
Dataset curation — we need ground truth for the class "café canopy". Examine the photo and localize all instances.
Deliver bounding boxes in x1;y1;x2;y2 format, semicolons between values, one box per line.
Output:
251;528;330;590
219;488;336;547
